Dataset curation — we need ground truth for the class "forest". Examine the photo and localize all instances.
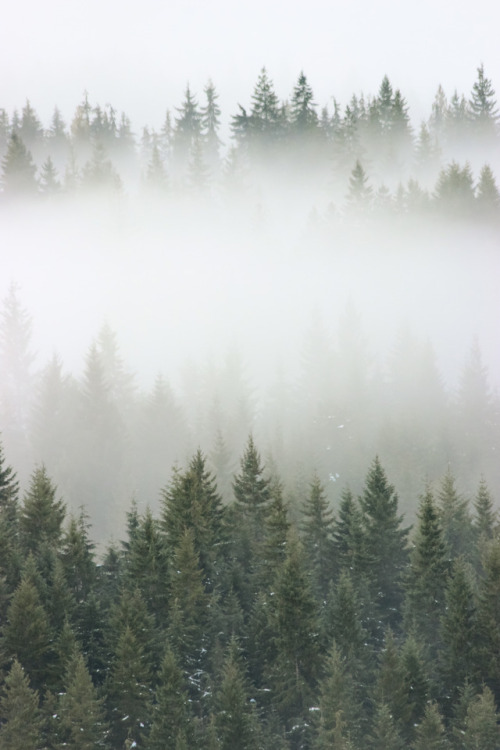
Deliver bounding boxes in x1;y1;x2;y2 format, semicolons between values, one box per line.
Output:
0;64;499;747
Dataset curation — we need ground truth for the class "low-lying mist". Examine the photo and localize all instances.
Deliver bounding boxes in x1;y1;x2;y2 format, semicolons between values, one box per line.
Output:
1;186;498;542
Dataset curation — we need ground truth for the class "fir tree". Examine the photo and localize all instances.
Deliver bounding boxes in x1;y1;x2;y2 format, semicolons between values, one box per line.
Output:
0;659;42;750
404;488;449;649
20;465;66;556
469;63;499;139
148;647;194;749
1;133;38;196
462;685;499;750
57;651;108;749
359;457;409;629
215;638;261;750
301;474;335;598
437;470;472;561
475;164;500;213
345;160;373;211
413;702;448;750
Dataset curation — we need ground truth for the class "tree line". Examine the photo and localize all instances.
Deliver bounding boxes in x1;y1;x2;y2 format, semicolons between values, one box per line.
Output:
1;286;498;542
0;432;499;749
0;66;499;218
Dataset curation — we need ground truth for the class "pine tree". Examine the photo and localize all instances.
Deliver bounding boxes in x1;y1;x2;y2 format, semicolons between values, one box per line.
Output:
437;470;472;561
289;71;318;134
369;702;405;750
39;156;61;194
161;450;224;589
201;79;223;171
475;164;500;214
475;537;500;701
469;64;499;139
1;133;38;196
404;488;449;649
20;465;66;556
332;487;364;576
345;160;373;212
105;625;153;748
215;638;261;750
301;474;335;598
438;558;479;710
57;651;108;749
267;532;320;746
0;440;20;590
149;647;194;749
172;84;201;178
413;702;448;750
433;161;475;216
2;575;54;691
314;643;364;750
462;686;499;750
0;659;42;750
359;457;409;629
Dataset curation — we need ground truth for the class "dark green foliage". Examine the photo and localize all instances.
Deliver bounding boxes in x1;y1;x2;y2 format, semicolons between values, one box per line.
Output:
2;574;54;691
301;474;335;598
214;638;261;750
437;471;473;561
20;465;66;556
404;488;449;649
368;701;405;750
148;647;194;750
475;537;500;700
0;659;42;750
162;450;224;590
57;651;108;749
413;702;449;750
358;457;409;629
105;624;153;748
462;686;499;750
438;558;479;709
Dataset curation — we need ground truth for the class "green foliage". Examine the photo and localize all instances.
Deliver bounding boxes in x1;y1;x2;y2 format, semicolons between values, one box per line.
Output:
57;651;108;749
20;465;66;556
0;659;42;750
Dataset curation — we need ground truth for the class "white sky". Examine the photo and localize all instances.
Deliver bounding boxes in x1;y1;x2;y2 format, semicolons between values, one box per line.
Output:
2;0;499;133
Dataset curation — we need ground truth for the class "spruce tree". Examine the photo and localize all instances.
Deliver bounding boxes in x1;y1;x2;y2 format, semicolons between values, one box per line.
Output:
462;685;499;750
57;651;108;749
359;457;409;630
438;558;479;710
0;659;42;750
475;537;500;701
149;647;194;750
437;470;473;561
301;474;335;598
0;133;38;196
404;488;449;649
215;638;261;750
413;702;448;750
20;465;66;556
469;63;499;139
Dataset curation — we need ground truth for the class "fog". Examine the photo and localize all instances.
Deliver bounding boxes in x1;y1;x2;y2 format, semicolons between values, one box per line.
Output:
1;56;500;542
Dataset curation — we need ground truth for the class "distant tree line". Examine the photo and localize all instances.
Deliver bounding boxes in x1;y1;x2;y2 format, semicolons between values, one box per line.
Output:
0;65;499;218
0;430;499;749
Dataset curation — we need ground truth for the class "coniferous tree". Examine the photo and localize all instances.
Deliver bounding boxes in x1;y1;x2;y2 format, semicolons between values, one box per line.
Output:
2;574;54;691
462;685;499;750
149;647;194;750
475;164;500;214
0;659;42;750
161;450;224;590
438;558;479;710
413;702;448;750
368;702;405;750
105;624;153;748
20;465;66;557
475;536;500;701
404;488;449;650
469;63;499;140
57;651;108;749
345;160;373;212
437;470;473;561
314;643;364;750
359;457;409;630
1;133;38;196
214;638;261;750
301;474;335;598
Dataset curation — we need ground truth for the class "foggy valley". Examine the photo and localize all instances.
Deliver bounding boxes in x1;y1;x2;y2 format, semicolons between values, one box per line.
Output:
1;63;500;749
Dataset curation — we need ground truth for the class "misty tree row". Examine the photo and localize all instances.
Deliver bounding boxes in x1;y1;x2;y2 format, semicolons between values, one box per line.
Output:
1;284;498;543
0;431;499;749
1;65;499;218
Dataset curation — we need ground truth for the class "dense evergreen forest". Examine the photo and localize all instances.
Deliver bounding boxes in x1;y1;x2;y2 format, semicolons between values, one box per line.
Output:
0;434;499;749
1;64;499;216
0;64;499;748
